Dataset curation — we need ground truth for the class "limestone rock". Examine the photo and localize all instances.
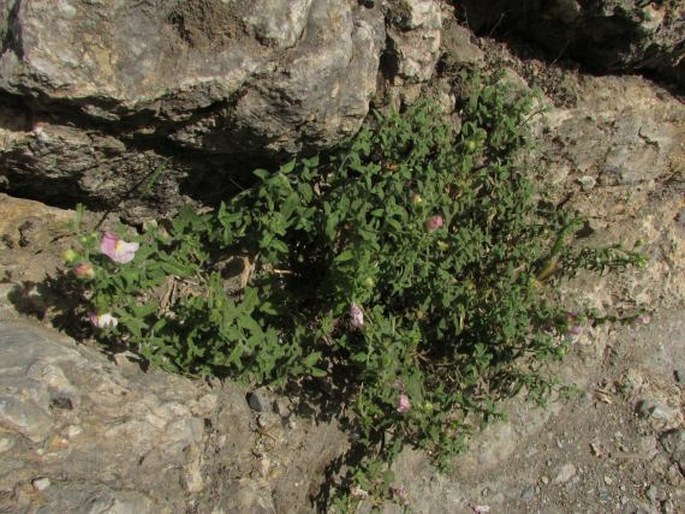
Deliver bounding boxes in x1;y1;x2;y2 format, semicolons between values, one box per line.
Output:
0;0;392;218
0;321;231;512
537;75;685;190
384;0;442;83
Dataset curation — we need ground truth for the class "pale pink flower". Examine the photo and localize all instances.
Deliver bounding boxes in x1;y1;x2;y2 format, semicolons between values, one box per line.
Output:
396;393;411;413
349;303;364;330
100;232;139;264
89;312;118;329
425;215;443;232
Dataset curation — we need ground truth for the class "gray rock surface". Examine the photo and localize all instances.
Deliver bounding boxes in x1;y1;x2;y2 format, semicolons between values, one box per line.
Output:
0;314;346;513
0;321;219;512
0;0;444;220
384;0;442;83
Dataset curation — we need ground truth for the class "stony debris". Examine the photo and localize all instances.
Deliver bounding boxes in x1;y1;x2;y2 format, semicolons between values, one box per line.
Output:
247;387;276;413
553;463;577;485
660;430;685;475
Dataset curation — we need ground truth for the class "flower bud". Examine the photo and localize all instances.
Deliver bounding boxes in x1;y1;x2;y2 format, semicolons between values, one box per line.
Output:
568;325;582;336
73;262;95;280
396;393;411;413
63;248;78;264
349;303;364;330
411;193;423;206
425;215;443;232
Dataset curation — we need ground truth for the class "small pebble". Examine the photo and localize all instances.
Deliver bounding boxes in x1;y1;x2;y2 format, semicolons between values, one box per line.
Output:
553;463;577;484
661;500;676;514
577;175;596;191
674;369;684;384
62;425;82;439
520;485;535;501
247;388;273;412
635;399;656;418
651;404;680;424
32;477;50;491
646;485;658;503
273;398;291;418
256;414;270;430
597;488;611;503
603;476;613;485
540;476;550;485
0;438;14;453
590;442;602;457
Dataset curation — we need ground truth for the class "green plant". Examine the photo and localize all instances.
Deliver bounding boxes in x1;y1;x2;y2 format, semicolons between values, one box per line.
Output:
62;72;645;511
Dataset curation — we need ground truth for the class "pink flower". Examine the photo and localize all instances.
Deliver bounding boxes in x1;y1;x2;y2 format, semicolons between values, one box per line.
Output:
634;315;651;325
349;303;364;330
89;312;118;329
73;262;95;280
396;393;411;413
425;215;443;232
390;484;409;506
100;232;139;264
568;325;582;336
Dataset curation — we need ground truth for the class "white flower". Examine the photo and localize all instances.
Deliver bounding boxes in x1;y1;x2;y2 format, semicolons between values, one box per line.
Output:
349;303;364;329
89;312;119;329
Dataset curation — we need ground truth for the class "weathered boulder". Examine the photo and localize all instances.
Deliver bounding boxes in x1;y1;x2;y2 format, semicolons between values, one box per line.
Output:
0;0;444;220
0;321;227;512
457;0;685;85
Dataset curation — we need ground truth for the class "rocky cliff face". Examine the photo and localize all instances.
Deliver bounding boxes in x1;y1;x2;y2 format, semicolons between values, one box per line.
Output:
0;3;684;513
457;0;685;84
1;1;682;220
0;0;442;219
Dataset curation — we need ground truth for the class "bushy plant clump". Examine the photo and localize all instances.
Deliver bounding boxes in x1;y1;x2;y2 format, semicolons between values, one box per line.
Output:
64;74;643;510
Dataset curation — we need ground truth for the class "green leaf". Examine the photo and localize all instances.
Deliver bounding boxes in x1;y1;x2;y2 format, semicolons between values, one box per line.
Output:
309;367;327;378
302;351;322;368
